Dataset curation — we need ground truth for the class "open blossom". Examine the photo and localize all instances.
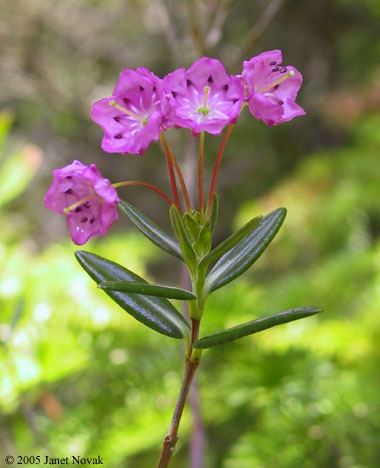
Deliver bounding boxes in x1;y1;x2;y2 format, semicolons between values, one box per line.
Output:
91;68;163;155
242;50;305;127
162;57;244;135
44;160;119;245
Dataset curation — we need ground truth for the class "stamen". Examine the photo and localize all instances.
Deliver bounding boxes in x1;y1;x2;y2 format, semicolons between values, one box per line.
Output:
258;70;295;93
109;100;144;122
197;86;211;117
203;86;210;108
64;194;94;214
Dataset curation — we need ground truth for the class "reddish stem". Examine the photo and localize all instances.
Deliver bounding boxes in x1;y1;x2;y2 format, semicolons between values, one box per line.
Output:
156;319;201;468
207;124;234;211
161;134;191;211
160;135;181;210
198;132;205;211
112;180;173;206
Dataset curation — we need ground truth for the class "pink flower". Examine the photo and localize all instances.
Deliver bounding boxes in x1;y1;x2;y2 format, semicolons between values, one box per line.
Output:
162;57;244;135
44;160;119;245
242;50;305;127
91;68;163;155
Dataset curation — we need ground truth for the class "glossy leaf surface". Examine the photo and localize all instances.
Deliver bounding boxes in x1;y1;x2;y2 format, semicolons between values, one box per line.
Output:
119;200;183;260
99;281;195;300
75;251;190;339
194;306;321;348
200;215;263;268
206;208;287;293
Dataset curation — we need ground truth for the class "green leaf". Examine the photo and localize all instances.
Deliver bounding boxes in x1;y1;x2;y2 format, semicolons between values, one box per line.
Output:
169;205;197;270
199;215;263;268
206;208;287;293
196;219;212;255
119;200;183;260
99;281;196;300
75;251;190;339
194;306;322;349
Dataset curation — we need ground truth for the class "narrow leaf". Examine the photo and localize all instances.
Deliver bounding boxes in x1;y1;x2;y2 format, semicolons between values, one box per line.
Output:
75;251;190;339
169;205;197;269
199;215;263;268
99;281;196;300
194;306;322;349
119;200;183;260
206;208;286;293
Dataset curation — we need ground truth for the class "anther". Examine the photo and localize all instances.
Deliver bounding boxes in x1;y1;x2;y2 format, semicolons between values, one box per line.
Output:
203;86;210;106
270;61;276;66
258;70;295;93
109;100;144;122
63;195;94;215
81;217;88;223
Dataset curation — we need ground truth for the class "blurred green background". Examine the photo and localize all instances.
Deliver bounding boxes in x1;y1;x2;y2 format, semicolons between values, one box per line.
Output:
1;0;380;467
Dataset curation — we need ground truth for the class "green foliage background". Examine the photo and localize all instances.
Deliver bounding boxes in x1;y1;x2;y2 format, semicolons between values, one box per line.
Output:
1;1;380;467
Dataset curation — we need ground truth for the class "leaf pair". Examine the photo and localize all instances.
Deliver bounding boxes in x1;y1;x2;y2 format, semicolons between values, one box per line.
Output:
75;251;190;340
119;199;286;295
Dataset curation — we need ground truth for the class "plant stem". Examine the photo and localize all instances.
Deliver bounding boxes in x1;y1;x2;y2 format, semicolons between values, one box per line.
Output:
198;132;205;212
160;134;192;211
160;134;181;210
189;374;206;468
207;124;234;212
112;180;173;205
156;319;201;468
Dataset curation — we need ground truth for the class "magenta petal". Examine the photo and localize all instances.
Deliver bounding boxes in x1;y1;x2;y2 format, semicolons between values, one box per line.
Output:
242;50;305;127
248;92;284;126
91;68;164;155
44;160;119;245
187;57;229;89
162;57;244;134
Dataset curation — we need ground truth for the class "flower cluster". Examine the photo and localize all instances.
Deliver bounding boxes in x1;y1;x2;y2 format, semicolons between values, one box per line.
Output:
45;50;305;244
91;50;304;156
